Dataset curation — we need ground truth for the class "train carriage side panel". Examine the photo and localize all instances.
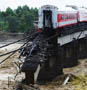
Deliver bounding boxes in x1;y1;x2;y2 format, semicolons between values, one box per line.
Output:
78;8;87;22
52;8;58;29
57;7;78;28
38;8;43;29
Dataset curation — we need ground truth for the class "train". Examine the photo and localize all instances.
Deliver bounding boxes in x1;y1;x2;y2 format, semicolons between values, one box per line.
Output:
38;5;87;35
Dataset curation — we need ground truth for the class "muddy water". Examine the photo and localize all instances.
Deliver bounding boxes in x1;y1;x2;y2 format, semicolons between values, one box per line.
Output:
0;43;23;51
0;73;14;81
0;43;22;89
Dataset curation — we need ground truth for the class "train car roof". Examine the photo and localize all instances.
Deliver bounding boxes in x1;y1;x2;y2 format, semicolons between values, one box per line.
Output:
40;5;87;12
59;6;77;12
41;5;58;10
78;7;87;11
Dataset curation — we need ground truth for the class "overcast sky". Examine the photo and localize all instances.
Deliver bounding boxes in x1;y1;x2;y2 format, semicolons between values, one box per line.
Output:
0;0;87;11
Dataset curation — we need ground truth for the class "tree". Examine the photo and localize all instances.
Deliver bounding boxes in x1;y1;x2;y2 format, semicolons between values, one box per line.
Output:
0;5;38;32
5;7;15;16
15;6;23;17
6;16;19;32
22;5;30;12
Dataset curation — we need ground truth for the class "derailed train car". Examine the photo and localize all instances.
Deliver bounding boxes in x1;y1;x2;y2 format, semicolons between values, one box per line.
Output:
38;5;87;34
20;5;87;85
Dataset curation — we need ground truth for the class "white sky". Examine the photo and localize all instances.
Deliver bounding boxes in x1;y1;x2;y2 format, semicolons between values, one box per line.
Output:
0;0;87;11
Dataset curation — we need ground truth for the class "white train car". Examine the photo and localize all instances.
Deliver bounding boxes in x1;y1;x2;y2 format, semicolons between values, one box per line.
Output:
38;5;58;30
38;5;78;30
38;5;87;34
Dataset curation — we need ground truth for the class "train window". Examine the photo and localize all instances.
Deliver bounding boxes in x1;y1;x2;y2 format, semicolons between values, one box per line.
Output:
60;13;77;21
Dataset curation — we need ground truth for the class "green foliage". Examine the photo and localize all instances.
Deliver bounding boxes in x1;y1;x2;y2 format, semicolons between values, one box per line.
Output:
15;6;23;17
6;7;16;16
6;16;19;32
0;5;38;32
0;21;8;31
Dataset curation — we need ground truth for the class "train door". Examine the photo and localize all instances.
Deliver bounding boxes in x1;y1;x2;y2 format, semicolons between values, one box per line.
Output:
43;10;53;30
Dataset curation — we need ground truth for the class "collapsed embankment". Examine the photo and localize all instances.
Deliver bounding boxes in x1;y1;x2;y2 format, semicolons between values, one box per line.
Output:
0;32;87;90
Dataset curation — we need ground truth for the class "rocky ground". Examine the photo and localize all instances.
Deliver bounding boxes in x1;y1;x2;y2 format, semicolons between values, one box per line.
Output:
0;43;87;90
